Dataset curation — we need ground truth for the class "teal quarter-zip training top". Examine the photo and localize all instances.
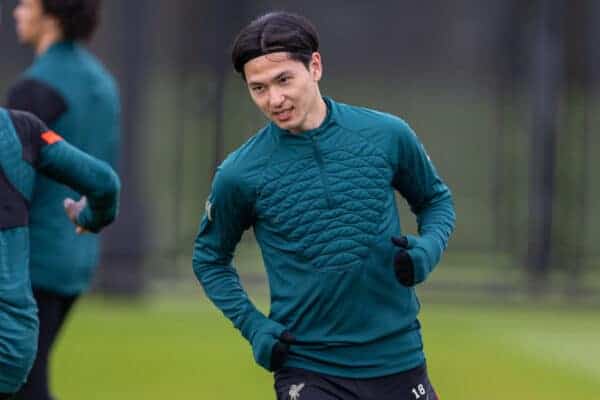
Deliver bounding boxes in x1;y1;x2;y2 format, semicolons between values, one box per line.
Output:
193;97;455;378
0;108;119;393
7;41;120;295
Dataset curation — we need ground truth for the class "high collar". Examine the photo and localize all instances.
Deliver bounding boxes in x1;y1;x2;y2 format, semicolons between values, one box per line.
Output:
271;97;338;140
38;40;76;58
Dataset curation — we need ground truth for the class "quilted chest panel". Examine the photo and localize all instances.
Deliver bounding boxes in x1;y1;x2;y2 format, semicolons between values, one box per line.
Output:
0;112;35;200
257;132;393;270
0;111;35;229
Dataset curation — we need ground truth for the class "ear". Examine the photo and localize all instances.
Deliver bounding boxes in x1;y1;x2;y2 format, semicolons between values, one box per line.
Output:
41;12;62;36
310;52;323;82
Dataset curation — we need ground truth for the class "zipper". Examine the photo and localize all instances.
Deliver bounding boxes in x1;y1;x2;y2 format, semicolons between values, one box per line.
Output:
311;136;333;208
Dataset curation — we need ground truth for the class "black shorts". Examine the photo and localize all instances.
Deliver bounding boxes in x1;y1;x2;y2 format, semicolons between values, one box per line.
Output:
274;364;439;400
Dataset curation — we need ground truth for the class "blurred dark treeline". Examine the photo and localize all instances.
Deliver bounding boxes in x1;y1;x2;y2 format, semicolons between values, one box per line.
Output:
1;0;599;301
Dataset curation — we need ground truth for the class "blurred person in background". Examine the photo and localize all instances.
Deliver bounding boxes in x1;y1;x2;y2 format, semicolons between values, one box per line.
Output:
0;108;120;398
5;1;120;399
193;11;455;400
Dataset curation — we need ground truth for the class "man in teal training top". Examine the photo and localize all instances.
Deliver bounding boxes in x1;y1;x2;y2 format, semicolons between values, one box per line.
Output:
6;1;120;398
0;108;120;399
193;12;455;400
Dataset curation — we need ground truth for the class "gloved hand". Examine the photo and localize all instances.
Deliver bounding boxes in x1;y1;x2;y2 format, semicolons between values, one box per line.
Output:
391;235;431;286
270;331;295;371
251;319;294;371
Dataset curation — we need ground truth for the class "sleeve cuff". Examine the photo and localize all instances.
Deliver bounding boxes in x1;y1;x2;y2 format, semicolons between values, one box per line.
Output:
408;246;432;284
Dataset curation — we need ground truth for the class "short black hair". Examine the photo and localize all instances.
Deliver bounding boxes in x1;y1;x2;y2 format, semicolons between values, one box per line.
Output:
41;0;101;41
231;11;320;78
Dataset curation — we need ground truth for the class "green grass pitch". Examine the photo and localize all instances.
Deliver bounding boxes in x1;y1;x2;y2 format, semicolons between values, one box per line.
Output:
50;296;600;399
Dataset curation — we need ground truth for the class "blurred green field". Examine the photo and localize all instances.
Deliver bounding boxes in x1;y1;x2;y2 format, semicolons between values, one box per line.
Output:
49;294;600;399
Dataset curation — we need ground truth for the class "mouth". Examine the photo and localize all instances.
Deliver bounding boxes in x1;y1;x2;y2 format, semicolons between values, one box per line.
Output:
272;107;294;122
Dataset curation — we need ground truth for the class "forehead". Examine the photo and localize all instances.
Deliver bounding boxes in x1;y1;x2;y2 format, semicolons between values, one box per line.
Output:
244;52;307;84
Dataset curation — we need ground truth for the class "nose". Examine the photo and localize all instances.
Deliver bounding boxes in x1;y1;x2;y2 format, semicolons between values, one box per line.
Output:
268;88;285;109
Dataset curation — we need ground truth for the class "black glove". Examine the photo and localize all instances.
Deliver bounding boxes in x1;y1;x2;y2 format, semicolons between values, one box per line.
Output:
270;331;295;371
391;236;415;286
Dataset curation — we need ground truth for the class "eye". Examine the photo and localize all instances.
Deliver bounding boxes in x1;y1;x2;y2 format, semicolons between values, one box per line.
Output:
251;85;265;94
279;76;291;84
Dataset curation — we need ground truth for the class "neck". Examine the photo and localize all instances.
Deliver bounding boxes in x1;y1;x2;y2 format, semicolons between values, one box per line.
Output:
35;30;63;56
294;95;327;133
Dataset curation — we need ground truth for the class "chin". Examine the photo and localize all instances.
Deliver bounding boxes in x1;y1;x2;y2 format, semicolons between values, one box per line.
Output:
272;118;290;128
15;33;30;44
278;122;301;132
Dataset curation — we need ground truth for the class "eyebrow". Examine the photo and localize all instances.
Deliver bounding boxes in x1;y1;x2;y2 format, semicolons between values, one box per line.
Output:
247;71;293;87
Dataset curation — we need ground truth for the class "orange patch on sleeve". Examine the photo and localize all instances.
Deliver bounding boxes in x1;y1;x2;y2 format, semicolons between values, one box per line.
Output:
41;131;63;145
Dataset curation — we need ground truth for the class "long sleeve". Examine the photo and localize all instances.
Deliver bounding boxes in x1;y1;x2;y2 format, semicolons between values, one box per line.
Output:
10;110;120;233
391;121;456;284
37;139;120;232
192;165;285;370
